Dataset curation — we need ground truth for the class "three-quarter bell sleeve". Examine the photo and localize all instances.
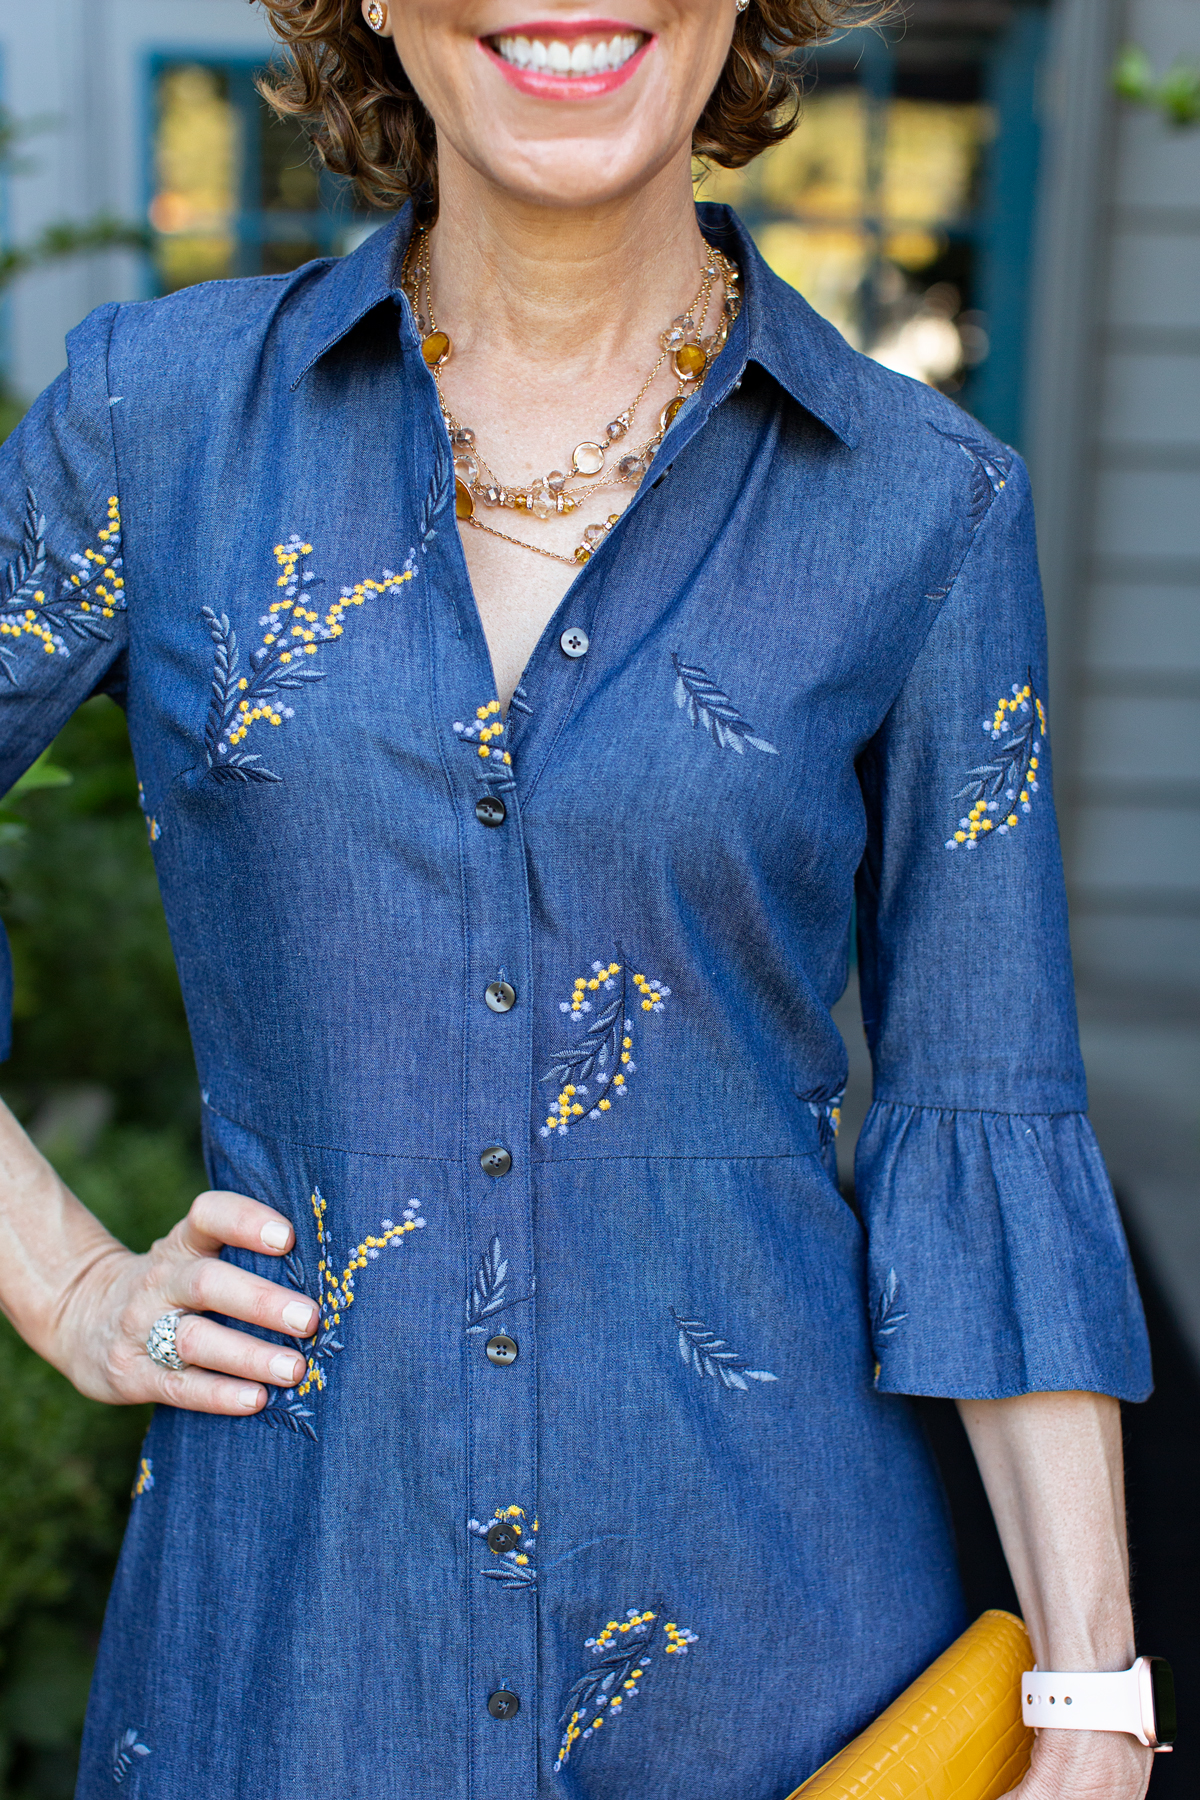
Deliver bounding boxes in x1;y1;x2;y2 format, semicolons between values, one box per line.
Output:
0;303;129;1057
854;454;1151;1402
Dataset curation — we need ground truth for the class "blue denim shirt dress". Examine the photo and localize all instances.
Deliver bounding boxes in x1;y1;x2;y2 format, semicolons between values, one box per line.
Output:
0;204;1149;1800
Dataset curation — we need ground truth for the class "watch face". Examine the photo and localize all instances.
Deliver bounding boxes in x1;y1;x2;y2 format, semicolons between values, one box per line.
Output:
1149;1659;1177;1748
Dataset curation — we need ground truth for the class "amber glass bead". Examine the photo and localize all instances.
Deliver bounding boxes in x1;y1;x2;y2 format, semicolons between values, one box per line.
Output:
421;331;451;367
574;546;592;563
660;395;686;432
673;342;707;380
454;479;475;521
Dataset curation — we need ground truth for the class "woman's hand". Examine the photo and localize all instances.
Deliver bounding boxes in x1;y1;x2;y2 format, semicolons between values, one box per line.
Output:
40;1188;316;1416
1008;1725;1151;1799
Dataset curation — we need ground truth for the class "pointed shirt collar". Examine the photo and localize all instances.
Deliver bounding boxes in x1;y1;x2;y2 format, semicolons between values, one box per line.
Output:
289;200;862;448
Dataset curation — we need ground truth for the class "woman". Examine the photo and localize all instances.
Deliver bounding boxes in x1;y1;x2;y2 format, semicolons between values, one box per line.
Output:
0;2;1155;1796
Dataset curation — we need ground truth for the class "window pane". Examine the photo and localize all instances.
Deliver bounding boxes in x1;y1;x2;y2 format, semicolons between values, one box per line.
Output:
150;65;240;293
699;85;995;390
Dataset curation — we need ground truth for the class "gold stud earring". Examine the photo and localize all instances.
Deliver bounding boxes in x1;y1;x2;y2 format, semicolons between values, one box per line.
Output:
735;0;749;10
366;2;387;30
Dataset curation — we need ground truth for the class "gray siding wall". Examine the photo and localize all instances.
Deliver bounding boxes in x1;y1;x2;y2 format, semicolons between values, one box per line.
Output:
1071;0;1200;998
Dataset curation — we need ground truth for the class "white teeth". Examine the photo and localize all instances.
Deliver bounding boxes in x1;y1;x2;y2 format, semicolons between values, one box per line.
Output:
494;30;643;76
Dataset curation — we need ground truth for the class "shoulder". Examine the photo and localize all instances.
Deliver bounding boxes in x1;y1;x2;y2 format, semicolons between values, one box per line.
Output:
745;243;1024;528
101;258;339;390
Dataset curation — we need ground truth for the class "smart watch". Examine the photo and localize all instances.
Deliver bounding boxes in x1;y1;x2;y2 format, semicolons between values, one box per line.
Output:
1021;1658;1176;1751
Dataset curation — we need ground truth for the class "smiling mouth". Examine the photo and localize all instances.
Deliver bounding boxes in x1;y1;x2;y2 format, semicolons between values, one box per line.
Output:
488;29;648;77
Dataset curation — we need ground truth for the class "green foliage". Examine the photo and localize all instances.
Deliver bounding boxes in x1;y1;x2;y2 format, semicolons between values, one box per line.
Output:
0;690;203;1796
1114;44;1200;128
0;111;150;299
0;700;197;1125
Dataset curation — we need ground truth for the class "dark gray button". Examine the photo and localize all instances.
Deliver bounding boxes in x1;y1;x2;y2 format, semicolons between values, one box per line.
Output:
488;1689;520;1720
485;981;516;1014
475;794;506;827
486;1521;520;1554
559;626;589;659
486;1334;518;1367
480;1145;512;1178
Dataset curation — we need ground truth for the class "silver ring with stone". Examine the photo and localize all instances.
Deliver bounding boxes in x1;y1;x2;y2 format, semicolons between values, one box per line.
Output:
145;1308;191;1371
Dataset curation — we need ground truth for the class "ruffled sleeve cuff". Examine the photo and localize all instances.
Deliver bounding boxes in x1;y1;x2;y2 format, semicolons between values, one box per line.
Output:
854;1102;1152;1401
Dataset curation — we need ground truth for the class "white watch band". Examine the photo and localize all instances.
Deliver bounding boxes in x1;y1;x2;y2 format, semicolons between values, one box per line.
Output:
1021;1660;1170;1749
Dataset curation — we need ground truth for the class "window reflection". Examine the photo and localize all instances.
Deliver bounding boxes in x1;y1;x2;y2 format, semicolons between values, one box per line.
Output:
700;82;996;392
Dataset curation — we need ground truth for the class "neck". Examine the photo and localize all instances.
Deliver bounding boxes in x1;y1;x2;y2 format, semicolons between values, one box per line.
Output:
425;143;710;371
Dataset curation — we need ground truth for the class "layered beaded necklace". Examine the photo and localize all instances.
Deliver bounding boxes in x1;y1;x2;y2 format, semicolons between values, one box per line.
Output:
402;227;741;566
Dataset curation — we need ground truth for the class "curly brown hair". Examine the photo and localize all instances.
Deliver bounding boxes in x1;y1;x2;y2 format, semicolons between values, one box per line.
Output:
257;2;896;211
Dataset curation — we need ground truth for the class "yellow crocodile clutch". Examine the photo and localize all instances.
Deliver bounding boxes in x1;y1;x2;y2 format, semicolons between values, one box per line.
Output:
787;1611;1035;1800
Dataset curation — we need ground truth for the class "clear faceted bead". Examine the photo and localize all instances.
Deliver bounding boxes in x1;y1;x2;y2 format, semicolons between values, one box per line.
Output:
547;470;567;493
454;452;479;486
450;427;475;448
662;314;697;351
583;522;608;547
482;485;502;506
530;484;554;521
616;453;646;482
606;413;630;442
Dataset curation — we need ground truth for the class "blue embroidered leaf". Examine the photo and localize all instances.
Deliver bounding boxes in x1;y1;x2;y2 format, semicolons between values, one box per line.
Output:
2;490;48;608
927;423;1013;533
670;1308;779;1390
482;1558;537;1588
467;1234;507;1326
671;653;778;755
259;1392;318;1440
873;1267;908;1339
420;450;452;549
541;970;626;1088
112;1728;151;1783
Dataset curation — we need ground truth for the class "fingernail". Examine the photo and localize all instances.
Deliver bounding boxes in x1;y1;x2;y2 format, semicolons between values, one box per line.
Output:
282;1300;316;1332
261;1222;291;1250
270;1352;303;1382
237;1385;263;1409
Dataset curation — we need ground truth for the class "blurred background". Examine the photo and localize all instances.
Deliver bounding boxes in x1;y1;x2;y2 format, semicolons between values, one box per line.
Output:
0;0;1194;1793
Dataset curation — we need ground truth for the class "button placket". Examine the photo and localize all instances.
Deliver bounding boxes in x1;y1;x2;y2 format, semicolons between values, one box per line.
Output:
420;475;539;1800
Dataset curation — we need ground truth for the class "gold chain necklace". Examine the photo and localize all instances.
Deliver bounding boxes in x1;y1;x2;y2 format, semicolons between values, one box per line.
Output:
401;228;741;566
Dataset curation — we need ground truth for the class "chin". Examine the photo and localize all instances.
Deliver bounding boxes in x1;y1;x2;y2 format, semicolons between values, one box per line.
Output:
418;9;730;211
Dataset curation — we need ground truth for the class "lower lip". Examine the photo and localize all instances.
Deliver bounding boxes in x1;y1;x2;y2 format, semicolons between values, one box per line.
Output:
480;36;652;99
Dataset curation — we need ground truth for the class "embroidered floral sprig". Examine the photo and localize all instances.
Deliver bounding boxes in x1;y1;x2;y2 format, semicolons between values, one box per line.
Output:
136;782;160;846
672;653;778;755
468;1505;538;1588
466;1233;533;1334
131;1456;154;1498
555;1606;698;1771
453;698;513;776
805;1087;844;1158
670;1308;778;1391
260;1187;429;1440
539;958;670;1137
112;1728;151;1784
201;536;414;783
0;489;125;684
946;670;1046;849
